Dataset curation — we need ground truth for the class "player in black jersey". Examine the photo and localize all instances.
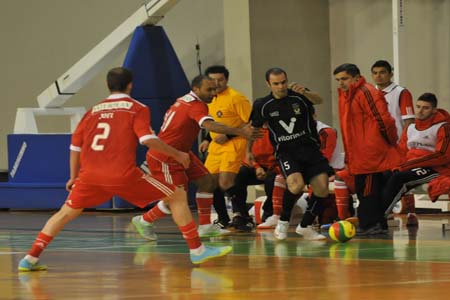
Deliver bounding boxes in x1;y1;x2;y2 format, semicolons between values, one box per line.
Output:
250;67;331;240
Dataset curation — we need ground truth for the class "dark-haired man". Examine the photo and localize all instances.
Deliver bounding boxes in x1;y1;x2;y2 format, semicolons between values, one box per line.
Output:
142;75;257;237
250;67;329;240
383;93;450;215
334;63;403;235
371;60;418;224
200;65;254;230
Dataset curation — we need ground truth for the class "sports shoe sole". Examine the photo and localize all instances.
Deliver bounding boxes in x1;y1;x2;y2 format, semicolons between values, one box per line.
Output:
191;246;232;264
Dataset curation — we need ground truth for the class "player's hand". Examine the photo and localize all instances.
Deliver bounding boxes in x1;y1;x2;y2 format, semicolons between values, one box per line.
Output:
240;124;263;140
246;152;256;166
255;167;266;180
288;82;307;95
175;151;190;169
199;140;210;152
213;134;229;145
66;178;76;192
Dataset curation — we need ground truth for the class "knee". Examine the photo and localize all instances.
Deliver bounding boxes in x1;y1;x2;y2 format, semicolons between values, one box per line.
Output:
218;178;234;191
170;187;187;204
198;177;217;193
286;182;303;195
313;185;329;198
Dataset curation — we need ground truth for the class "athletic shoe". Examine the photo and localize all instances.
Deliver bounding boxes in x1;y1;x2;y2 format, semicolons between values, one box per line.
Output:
257;215;280;229
232;215;255;232
406;213;419;227
198;223;230;238
18;258;47;272
190;245;232;264
355;223;387;236
274;220;289;240
295;225;327;240
131;216;157;240
319;223;332;231
213;219;232;229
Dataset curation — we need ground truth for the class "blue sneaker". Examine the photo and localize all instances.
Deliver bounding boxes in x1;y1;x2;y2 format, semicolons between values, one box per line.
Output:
320;223;332;231
132;216;157;240
18;258;47;272
190;245;232;264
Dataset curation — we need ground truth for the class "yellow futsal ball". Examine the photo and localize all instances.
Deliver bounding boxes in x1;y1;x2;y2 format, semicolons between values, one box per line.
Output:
329;220;356;243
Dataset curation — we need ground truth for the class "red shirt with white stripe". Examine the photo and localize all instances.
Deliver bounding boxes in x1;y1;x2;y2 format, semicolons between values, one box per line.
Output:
71;93;157;185
149;91;213;162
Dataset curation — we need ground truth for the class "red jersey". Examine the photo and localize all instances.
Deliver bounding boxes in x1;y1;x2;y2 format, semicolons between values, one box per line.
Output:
149;91;213;162
70;94;157;185
247;128;278;172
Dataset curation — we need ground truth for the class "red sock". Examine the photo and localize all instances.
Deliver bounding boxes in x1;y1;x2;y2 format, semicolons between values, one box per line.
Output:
28;232;53;258
178;221;202;250
143;201;168;223
196;192;213;225
334;180;350;220
272;175;285;216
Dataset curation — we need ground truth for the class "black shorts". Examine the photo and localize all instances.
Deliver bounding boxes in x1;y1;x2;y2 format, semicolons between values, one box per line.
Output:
277;146;332;183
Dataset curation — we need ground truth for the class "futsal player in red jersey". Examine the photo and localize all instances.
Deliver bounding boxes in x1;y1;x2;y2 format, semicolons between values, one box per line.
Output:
135;75;257;238
18;68;232;271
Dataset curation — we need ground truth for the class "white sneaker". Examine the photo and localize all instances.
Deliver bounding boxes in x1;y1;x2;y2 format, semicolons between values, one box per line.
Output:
257;215;280;229
198;223;230;238
274;220;289;240
295;225;326;240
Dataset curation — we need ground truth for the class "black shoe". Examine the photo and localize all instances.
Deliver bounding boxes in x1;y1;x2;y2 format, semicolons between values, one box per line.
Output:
232;216;255;232
213;219;232;229
356;223;384;236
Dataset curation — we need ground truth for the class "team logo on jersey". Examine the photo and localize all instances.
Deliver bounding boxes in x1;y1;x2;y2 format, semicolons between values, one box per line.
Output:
279;117;296;134
216;110;223;117
269;111;280;117
292;103;301;115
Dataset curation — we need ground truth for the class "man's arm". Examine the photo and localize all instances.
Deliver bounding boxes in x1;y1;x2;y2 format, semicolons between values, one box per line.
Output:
289;82;323;104
399;123;450;171
363;88;398;145
399;89;415;127
319;127;337;162
202;120;259;140
66;150;81;191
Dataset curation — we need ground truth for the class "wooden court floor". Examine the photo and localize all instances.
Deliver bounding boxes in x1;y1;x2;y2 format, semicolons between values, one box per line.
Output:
2;211;450;300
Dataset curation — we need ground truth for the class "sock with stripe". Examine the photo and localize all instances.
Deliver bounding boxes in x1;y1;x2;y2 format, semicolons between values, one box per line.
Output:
196;192;213;225
179;220;202;250
334;179;351;220
28;232;54;259
143;201;170;223
272;175;285;216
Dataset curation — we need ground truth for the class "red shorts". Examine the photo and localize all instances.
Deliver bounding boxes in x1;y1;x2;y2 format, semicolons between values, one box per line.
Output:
65;173;176;209
335;169;355;194
147;151;209;189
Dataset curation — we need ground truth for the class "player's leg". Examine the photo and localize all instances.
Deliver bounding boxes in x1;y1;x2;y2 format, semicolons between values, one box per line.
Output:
295;152;330;240
134;154;189;239
18;182;108;271
126;173;232;264
258;173;283;229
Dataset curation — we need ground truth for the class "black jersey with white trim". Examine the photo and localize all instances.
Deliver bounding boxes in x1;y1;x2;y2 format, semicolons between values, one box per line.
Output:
250;90;320;153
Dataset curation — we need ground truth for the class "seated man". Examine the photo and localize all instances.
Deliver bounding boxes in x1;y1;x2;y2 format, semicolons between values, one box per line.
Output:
383;93;450;217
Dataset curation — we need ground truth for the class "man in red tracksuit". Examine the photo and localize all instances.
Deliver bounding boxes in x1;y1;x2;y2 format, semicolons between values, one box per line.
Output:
382;93;450;215
334;63;403;235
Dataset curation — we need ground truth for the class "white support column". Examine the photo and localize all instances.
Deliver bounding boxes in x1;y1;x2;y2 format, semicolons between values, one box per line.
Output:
392;0;405;83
